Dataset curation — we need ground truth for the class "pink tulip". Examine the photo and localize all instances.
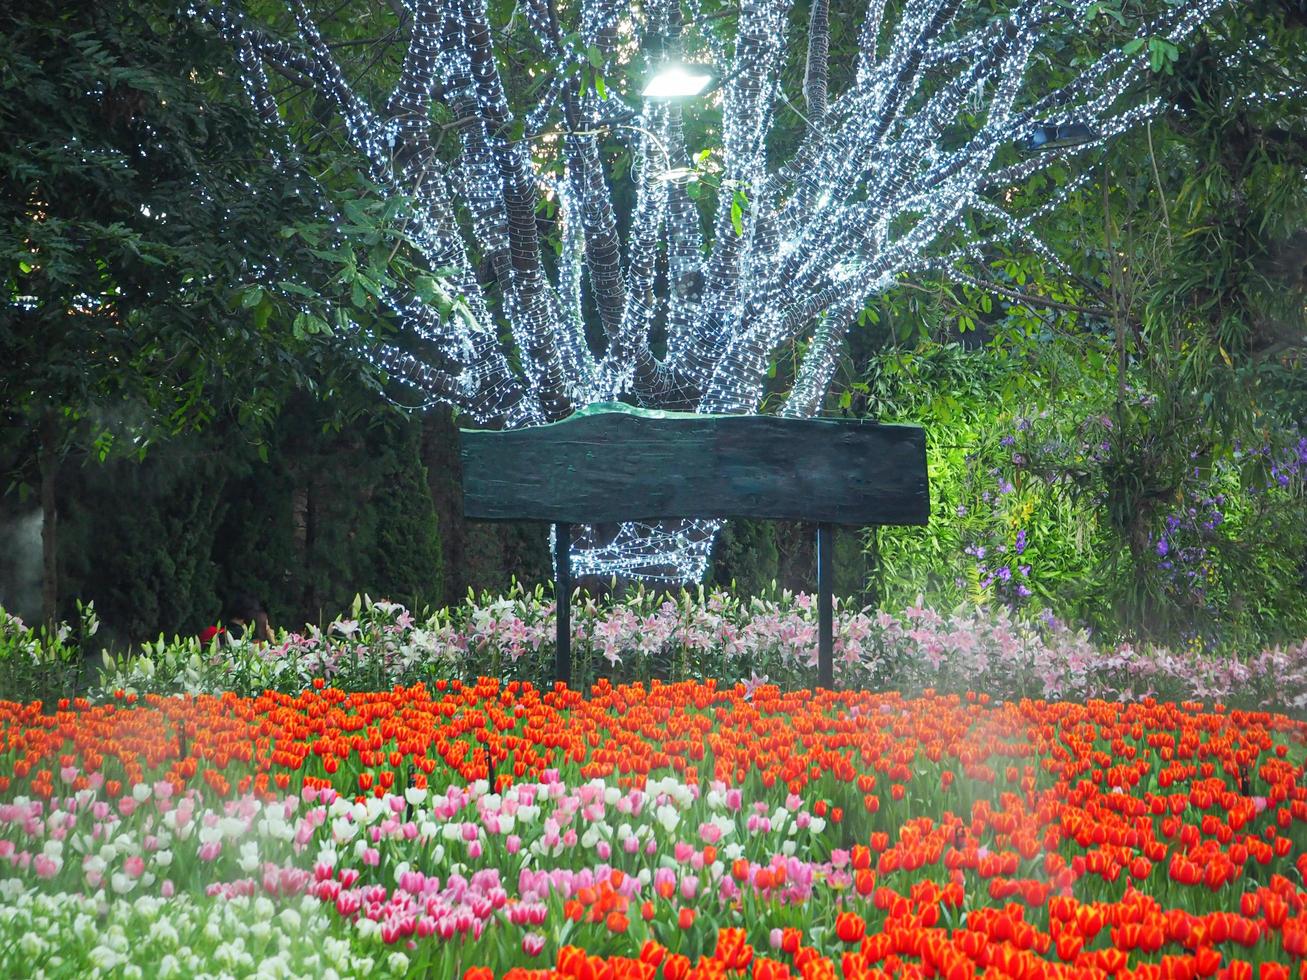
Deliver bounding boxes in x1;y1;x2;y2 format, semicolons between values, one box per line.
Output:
522;933;546;957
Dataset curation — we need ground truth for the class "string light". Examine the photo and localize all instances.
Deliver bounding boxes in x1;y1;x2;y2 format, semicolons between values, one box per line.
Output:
210;0;1239;581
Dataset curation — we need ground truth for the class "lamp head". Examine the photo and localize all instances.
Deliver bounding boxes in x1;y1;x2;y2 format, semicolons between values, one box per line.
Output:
1023;122;1099;152
642;64;711;99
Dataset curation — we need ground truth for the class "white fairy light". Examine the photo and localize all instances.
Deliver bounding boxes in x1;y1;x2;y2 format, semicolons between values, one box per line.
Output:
209;0;1244;581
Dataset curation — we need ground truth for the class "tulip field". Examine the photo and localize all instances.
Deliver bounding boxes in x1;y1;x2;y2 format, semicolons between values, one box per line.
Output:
1;676;1306;979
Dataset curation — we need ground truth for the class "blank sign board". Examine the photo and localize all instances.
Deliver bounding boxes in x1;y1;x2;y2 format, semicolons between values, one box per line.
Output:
460;403;929;527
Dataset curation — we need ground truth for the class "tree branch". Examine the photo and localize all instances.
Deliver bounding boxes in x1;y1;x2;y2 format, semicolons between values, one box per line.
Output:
803;0;830;118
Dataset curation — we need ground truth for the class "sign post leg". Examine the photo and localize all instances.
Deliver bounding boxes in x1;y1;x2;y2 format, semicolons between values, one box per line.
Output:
817;522;834;689
555;522;572;686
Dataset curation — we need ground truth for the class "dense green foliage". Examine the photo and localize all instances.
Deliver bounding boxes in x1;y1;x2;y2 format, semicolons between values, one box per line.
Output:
50;408;443;647
0;0;379;455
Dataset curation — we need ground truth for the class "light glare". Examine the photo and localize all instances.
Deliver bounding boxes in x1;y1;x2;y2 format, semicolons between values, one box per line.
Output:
642;65;711;99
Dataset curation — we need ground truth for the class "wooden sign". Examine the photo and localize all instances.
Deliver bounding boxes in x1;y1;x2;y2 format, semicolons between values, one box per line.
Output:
459;403;930;689
460;403;928;526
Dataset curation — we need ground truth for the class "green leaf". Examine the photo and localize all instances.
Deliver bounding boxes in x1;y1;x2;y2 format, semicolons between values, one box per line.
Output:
292;311;330;338
731;190;747;237
277;280;317;298
252;297;273;331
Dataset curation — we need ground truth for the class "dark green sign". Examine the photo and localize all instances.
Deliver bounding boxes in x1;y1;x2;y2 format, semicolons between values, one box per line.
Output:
460;403;928;526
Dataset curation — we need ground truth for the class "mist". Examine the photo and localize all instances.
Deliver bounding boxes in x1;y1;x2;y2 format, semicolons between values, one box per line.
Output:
0;509;43;623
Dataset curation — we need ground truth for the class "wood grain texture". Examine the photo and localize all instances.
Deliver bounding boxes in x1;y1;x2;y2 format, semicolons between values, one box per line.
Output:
460;407;929;527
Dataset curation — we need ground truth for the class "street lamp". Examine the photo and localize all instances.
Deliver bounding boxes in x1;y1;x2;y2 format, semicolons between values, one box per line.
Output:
642;63;712;99
1023;122;1100;152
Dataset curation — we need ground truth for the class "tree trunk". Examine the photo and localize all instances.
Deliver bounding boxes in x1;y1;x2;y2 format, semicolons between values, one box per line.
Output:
39;409;59;630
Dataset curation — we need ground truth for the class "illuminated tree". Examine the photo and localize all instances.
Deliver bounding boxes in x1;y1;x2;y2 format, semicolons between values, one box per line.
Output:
206;0;1225;580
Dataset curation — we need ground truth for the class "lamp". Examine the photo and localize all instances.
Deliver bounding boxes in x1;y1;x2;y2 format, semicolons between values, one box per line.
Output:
642;64;712;99
1023;122;1099;152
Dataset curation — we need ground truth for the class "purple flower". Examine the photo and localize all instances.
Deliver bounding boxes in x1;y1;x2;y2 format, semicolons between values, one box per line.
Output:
1014;529;1027;555
1156;537;1169;557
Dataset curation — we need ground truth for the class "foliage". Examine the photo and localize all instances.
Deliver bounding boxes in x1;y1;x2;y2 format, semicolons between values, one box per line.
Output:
57;444;229;644
38;407;444;644
859;339;1307;648
214;407;444;629
0;603;99;706
0;0;377;464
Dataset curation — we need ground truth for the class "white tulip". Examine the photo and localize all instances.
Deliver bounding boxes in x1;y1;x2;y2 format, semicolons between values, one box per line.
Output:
655;805;680;833
331;817;358;844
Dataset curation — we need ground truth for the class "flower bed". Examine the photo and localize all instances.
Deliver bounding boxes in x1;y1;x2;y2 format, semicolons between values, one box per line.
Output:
33;590;1305;711
2;679;1306;977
